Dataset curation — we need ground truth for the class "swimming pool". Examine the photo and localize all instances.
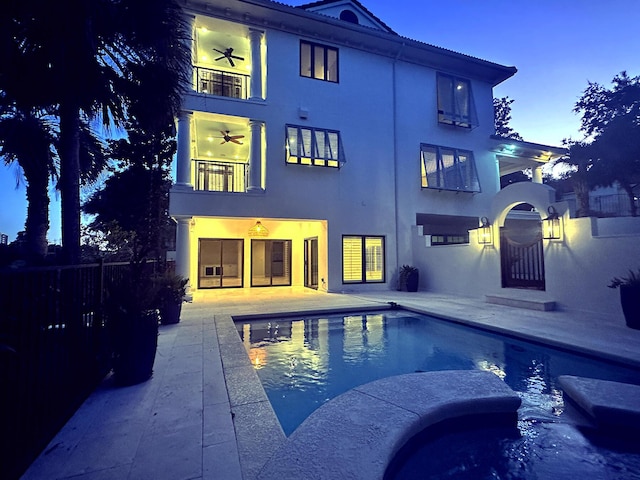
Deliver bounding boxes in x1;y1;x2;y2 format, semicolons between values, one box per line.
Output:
236;310;640;436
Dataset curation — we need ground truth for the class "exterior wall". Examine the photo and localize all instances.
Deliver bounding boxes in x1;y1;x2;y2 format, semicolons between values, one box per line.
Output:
412;215;640;319
172;17;401;292
545;216;640;316
170;2;518;295
392;62;501;278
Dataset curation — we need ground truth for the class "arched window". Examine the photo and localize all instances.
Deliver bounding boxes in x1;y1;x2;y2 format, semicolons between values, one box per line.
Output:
339;9;359;24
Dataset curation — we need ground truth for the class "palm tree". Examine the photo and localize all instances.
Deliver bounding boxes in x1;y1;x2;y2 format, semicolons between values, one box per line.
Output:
0;106;57;261
2;0;189;263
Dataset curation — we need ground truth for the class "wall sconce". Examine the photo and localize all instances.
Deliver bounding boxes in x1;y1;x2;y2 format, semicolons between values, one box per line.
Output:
543;206;563;240
478;217;493;245
248;220;269;237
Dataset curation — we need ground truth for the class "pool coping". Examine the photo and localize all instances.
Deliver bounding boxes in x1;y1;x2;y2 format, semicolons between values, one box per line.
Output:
256;370;521;480
219;303;640;479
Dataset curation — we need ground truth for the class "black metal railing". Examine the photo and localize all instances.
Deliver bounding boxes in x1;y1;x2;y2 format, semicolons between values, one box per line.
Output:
590;194;639;217
195;160;248;193
194;66;249;99
0;261;159;480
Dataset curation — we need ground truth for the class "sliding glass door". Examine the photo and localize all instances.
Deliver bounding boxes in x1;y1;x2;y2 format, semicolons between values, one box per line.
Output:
198;239;243;288
251;240;292;287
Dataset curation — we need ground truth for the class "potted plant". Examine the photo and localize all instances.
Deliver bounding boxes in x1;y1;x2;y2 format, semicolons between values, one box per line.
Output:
107;272;160;385
398;265;420;292
156;273;188;325
608;268;640;330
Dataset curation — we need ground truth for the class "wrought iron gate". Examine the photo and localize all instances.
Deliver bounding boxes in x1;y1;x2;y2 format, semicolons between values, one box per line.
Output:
500;228;545;290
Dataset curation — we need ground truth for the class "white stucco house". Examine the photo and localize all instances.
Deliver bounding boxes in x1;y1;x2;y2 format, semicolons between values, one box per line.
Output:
169;0;640;318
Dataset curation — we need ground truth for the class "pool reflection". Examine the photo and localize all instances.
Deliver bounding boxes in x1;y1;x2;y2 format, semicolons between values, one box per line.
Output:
236;311;640;435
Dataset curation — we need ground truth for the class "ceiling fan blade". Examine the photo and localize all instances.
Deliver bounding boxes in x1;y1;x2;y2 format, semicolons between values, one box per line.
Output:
230;138;243;145
229;135;244;140
228;57;235;67
213;48;226;54
220;131;228;136
214;55;226;61
231;55;245;61
220;140;227;144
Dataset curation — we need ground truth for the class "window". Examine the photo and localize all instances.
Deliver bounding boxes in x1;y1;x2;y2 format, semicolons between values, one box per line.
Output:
300;41;339;82
430;234;469;245
343;236;385;283
286;125;345;168
421;144;480;192
437;73;477;128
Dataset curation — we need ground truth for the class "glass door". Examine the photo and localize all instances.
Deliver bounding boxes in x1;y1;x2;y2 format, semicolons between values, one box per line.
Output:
251;240;292;287
198;239;243;288
304;237;318;289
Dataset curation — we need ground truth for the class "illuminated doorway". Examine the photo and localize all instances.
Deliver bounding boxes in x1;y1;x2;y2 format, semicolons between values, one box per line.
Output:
251;240;292;287
500;205;545;290
198;239;244;288
304;237;318;289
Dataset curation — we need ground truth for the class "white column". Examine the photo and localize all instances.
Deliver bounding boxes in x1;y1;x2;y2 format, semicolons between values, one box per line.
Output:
247;120;264;192
175;216;192;296
175;111;193;190
532;166;543;184
248;29;264;100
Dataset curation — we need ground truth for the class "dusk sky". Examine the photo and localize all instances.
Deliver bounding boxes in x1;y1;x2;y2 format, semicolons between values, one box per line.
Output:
1;0;639;243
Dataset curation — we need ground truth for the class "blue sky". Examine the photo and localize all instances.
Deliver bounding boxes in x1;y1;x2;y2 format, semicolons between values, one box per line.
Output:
1;0;639;243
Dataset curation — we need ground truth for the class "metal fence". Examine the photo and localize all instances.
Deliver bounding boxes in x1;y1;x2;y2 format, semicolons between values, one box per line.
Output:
0;261;136;480
590;194;639;217
562;193;639;217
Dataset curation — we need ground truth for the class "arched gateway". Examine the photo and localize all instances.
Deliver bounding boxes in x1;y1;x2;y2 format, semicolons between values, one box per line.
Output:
491;183;558;292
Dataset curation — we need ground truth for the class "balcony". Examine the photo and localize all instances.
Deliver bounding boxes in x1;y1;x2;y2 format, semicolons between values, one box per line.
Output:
195;160;248;193
194;66;249;99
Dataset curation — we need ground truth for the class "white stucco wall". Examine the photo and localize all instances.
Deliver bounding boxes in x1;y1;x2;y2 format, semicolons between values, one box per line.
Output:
545;216;640;316
412;216;640;319
172;8;516;295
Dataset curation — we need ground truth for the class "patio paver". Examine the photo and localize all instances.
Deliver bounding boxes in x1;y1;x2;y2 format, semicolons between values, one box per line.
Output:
21;288;640;479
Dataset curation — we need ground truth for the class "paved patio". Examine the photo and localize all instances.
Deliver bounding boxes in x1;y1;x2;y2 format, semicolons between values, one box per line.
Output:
22;288;640;479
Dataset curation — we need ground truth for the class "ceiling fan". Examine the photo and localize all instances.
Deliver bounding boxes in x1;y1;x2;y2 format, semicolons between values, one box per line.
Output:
217;130;244;145
213;47;244;67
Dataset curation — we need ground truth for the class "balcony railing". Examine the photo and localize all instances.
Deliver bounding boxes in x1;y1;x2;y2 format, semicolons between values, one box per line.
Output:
194;66;249;99
590;194;639;217
195;160;248;193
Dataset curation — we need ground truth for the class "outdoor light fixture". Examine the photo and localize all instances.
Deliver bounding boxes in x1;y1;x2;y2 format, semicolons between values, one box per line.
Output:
543;206;562;240
478;217;493;245
248;220;269;237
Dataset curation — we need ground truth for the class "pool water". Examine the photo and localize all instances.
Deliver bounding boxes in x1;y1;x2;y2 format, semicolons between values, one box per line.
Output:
387;418;640;480
236;310;640;436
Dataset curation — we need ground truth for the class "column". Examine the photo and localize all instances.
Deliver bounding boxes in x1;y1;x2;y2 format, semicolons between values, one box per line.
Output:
175;216;192;296
175;111;194;190
248;29;264;100
532;166;543;184
247;120;264;192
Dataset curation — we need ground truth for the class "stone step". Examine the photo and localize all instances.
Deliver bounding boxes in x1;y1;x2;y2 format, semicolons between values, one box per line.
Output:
558;375;640;431
485;292;556;311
